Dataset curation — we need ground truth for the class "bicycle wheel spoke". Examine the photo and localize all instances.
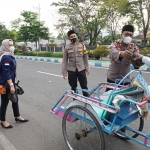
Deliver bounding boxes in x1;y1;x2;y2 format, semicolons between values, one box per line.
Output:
62;105;105;150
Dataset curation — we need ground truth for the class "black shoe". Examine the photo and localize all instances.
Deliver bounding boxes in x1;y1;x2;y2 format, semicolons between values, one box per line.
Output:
1;122;13;128
15;118;28;122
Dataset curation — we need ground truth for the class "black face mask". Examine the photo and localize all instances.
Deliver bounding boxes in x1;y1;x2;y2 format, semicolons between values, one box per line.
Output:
70;38;77;43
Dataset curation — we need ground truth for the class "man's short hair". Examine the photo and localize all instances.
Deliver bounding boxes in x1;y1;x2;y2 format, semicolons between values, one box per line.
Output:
67;30;76;37
122;25;134;33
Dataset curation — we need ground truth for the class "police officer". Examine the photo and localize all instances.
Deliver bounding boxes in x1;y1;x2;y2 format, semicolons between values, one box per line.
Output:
106;25;143;90
62;30;90;96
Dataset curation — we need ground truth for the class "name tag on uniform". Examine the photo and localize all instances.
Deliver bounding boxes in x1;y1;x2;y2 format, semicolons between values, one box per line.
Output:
78;49;83;52
68;50;73;53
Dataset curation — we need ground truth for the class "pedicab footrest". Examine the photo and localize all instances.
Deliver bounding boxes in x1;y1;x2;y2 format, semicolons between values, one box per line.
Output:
55;106;76;122
110;105;139;126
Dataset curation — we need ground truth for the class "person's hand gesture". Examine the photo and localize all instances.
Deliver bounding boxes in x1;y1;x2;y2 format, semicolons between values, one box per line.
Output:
86;70;90;75
134;54;143;61
121;50;133;58
10;86;15;94
145;95;150;103
63;74;67;80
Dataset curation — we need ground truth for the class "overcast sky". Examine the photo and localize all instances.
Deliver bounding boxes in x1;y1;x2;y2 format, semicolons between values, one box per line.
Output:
0;0;60;37
0;0;141;39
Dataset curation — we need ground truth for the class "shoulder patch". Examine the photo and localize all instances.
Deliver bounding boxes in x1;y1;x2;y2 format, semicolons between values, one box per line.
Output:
82;43;88;55
4;62;10;66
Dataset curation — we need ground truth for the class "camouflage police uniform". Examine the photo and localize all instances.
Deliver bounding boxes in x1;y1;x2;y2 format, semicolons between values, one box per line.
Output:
62;42;89;96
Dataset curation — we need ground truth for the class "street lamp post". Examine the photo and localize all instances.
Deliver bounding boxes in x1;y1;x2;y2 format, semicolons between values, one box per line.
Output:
33;3;41;51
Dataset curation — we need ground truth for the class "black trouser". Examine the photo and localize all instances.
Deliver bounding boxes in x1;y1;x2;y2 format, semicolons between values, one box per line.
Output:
68;69;89;97
106;78;130;92
0;88;20;121
105;78;115;92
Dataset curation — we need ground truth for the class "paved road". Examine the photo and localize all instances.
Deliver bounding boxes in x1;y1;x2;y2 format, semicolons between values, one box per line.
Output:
0;59;150;150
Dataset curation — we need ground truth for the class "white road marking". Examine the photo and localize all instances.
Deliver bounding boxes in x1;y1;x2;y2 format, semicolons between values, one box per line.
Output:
90;66;150;73
32;61;61;65
17;59;150;74
91;66;108;69
37;71;63;78
0;131;17;150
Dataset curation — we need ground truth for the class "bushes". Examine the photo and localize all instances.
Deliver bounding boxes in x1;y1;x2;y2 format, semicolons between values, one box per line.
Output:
93;45;109;60
88;50;94;59
15;45;110;60
38;52;53;57
14;48;19;54
18;51;63;58
14;44;19;54
140;47;150;56
52;52;63;58
22;44;28;54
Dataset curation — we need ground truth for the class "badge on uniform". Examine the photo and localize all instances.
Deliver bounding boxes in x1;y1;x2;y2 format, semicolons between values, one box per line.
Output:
78;48;83;55
68;50;73;53
80;52;83;55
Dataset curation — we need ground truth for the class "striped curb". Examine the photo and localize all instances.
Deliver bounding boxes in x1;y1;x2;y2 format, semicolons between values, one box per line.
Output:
15;56;63;63
15;56;150;71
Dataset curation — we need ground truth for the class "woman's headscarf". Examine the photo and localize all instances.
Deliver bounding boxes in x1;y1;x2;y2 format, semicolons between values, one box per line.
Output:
0;39;14;57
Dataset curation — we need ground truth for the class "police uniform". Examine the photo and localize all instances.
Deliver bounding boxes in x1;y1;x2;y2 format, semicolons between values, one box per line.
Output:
62;42;89;96
107;40;140;83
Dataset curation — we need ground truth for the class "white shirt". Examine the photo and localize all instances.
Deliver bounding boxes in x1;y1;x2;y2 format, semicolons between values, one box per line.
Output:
142;56;150;66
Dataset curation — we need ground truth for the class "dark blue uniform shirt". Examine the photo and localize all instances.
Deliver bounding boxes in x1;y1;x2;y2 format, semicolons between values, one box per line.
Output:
0;55;16;88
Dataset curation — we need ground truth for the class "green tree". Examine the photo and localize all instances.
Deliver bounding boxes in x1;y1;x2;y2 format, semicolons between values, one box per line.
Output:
10;18;22;31
56;33;63;40
102;0;128;42
9;30;18;42
100;34;120;44
55;19;68;44
52;0;107;46
0;24;10;43
12;11;50;49
20;11;49;45
122;0;150;47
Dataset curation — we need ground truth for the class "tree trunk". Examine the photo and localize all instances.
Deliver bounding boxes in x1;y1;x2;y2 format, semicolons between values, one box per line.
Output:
35;42;38;50
89;30;93;46
143;30;147;47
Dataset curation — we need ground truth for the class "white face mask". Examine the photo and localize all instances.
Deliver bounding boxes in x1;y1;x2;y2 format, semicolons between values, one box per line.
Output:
122;36;132;44
9;46;15;53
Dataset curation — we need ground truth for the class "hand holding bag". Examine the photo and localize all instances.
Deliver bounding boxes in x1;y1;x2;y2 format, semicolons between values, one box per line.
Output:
8;93;18;102
15;80;24;95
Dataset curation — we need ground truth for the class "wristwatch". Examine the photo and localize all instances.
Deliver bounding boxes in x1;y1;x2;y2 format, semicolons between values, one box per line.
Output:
9;83;14;86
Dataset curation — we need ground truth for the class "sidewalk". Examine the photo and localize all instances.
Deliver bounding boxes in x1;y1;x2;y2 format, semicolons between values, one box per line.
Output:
15;55;150;71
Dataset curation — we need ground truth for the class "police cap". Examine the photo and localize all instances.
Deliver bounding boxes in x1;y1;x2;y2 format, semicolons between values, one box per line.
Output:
122;25;134;33
67;30;76;37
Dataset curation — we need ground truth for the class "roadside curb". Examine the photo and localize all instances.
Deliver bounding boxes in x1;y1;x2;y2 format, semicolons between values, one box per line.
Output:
15;55;150;71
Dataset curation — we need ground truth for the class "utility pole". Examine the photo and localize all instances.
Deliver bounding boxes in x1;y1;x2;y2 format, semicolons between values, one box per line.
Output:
33;3;41;51
38;3;41;51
